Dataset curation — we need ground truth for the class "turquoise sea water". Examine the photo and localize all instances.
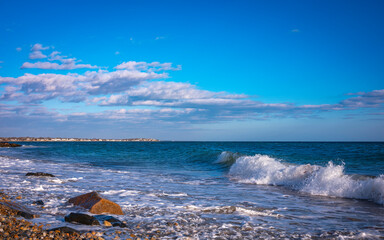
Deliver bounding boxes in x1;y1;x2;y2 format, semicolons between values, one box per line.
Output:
0;142;383;239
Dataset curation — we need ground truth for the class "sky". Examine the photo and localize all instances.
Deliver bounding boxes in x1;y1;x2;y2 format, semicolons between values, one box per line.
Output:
0;0;383;141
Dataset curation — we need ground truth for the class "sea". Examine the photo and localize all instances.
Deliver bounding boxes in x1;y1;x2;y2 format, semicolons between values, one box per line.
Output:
0;141;383;239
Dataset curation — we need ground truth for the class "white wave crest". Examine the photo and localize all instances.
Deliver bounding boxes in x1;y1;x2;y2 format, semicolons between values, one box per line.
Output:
185;205;281;218
302;162;384;204
215;151;241;165
227;154;384;204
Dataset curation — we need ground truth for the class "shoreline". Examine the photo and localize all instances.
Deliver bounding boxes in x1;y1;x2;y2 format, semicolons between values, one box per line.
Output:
0;137;160;142
1;184;372;240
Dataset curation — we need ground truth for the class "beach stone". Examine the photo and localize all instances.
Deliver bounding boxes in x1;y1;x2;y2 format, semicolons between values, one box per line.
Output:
0;200;38;219
104;220;112;227
48;226;80;234
26;172;55;177
68;191;124;215
64;212;100;226
0;142;21;148
95;215;127;227
0;192;7;201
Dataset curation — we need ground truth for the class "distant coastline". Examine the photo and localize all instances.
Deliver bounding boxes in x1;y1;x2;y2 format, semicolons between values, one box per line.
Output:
0;137;160;142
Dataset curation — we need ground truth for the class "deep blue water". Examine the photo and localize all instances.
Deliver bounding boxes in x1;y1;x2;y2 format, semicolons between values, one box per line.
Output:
6;141;384;175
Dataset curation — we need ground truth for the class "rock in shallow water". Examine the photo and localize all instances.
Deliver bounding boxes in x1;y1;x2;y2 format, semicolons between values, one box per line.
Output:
0;142;21;147
26;172;55;177
64;212;100;226
95;214;127;227
0;200;39;219
68;191;124;215
33;200;44;206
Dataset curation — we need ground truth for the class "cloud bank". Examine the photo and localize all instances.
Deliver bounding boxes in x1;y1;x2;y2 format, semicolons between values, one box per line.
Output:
1;43;383;129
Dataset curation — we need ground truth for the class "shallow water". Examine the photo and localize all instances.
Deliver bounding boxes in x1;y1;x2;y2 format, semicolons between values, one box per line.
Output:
0;142;383;239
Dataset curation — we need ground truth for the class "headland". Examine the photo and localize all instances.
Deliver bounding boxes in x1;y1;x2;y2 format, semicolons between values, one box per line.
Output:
0;137;160;142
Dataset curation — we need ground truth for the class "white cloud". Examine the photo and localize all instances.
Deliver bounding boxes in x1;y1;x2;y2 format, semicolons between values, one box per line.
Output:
93;80;300;122
2;44;384;127
29;43;50;59
22;44;99;70
115;61;146;70
115;61;181;71
48;51;79;65
0;73;85;103
92;79;384;123
84;70;168;95
21;61;98;70
0;68;169;103
0;103;66;122
16;47;22;52
298;90;384;112
95;81;236;106
340;90;384;108
29;51;47;60
31;43;49;51
69;107;197;124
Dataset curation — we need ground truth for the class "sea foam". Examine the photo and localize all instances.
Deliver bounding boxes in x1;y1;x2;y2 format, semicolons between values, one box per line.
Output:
225;153;384;204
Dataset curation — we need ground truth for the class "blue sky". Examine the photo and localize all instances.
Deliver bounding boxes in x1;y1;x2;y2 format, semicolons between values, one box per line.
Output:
0;0;383;141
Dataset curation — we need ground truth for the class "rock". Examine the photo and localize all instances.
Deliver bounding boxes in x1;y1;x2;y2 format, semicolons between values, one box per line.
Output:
33;200;44;206
95;215;127;227
26;172;55;177
104;220;112;227
68;191;123;215
48;226;79;234
64;213;100;226
0;142;21;148
0;200;39;219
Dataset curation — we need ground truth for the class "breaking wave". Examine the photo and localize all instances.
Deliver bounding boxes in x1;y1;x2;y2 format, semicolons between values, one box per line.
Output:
222;152;384;205
215;151;242;166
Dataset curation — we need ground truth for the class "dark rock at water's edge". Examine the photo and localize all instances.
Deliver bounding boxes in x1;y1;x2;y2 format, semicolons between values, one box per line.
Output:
0;142;21;147
26;172;55;177
68;191;124;215
65;212;100;226
95;214;127;227
48;226;80;234
33;200;44;206
0;200;39;219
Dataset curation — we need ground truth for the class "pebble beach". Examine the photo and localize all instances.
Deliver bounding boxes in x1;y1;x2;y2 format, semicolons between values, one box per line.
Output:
0;187;194;240
0;190;114;240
